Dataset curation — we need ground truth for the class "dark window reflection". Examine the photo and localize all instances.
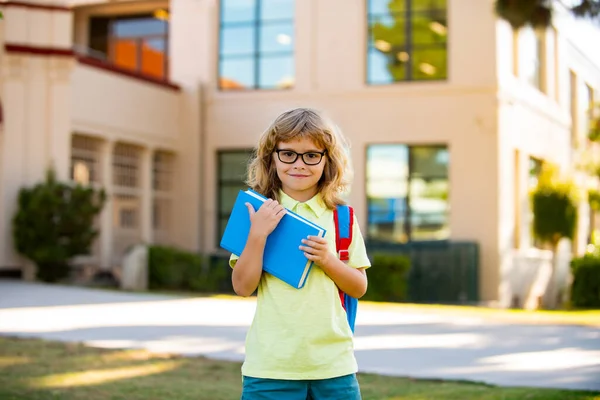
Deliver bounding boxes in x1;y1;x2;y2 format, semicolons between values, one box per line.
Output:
367;0;448;84
217;150;254;242
366;144;449;243
88;13;169;80
219;0;295;90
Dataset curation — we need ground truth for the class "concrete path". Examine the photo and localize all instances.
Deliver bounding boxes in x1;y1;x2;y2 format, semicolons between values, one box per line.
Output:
1;280;599;391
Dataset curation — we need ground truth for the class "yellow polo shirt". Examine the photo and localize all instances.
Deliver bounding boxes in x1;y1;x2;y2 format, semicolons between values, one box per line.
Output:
229;191;371;380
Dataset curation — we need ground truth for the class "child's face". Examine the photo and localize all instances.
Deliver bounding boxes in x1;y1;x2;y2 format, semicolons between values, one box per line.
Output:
273;137;326;201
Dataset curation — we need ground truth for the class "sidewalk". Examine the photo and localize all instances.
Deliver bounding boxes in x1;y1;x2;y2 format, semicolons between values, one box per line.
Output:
1;279;599;391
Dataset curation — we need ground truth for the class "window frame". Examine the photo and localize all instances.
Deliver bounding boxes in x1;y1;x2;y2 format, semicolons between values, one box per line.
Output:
528;156;544;249
365;0;449;85
217;0;295;91
216;149;254;244
517;26;545;92
88;13;170;81
364;143;450;243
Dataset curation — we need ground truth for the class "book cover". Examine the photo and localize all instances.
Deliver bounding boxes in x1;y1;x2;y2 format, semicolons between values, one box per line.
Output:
220;189;326;289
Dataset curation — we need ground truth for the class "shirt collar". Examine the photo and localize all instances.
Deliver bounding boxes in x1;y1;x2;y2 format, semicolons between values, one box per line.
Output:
279;190;327;218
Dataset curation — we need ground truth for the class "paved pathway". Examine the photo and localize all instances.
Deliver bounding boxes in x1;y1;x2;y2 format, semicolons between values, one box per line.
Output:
1;280;599;391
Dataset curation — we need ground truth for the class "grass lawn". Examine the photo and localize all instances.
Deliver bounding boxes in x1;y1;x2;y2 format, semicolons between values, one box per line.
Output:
0;337;598;400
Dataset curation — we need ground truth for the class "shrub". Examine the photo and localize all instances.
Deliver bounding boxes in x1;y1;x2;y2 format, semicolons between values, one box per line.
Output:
570;254;600;308
531;164;578;250
148;246;233;293
12;168;106;282
362;253;411;302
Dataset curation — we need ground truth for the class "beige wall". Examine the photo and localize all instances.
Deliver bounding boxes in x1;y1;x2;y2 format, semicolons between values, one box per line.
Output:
72;64;181;148
0;3;74;269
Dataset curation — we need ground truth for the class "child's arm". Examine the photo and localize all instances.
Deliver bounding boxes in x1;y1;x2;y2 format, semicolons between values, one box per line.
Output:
300;236;368;298
231;199;286;297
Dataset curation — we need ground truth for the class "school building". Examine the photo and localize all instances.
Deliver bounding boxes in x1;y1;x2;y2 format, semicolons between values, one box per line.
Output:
1;0;599;307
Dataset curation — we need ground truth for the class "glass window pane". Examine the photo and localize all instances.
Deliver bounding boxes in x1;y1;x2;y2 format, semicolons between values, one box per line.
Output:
411;147;448;178
519;27;541;89
368;0;406;15
113;17;167;37
221;26;255;56
528;157;543;188
259;56;294;89
218;150;253;242
260;0;294;21
412;46;447;80
113;38;139;71
259;23;294;54
219;217;230;241
410;178;449;241
220;184;244;213
222;0;256;23
413;0;446;11
89;17;110;57
141;38;166;79
366;145;409;243
368;48;407;84
412;14;447;45
220;58;255;89
370;15;406;50
220;152;252;180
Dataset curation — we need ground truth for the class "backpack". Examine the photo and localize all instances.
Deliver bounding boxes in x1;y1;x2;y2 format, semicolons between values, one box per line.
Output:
333;204;358;334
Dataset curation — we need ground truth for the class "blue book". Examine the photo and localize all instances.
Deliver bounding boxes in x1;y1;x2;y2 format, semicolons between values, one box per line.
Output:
220;189;326;289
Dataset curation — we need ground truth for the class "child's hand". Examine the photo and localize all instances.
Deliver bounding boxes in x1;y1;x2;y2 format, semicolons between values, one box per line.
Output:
300;236;334;267
247;199;286;239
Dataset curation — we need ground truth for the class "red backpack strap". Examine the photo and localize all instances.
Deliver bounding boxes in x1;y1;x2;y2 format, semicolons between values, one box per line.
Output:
333;205;354;262
334;205;358;333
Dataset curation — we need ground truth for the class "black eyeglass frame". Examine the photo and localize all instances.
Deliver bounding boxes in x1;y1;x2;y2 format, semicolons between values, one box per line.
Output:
274;149;327;165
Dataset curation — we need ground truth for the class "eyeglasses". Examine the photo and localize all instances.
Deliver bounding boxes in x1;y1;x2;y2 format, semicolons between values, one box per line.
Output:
274;149;326;165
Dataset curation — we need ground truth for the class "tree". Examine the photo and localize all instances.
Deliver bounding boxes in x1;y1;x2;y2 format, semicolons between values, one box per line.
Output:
495;0;600;29
12;168;106;282
531;163;578;308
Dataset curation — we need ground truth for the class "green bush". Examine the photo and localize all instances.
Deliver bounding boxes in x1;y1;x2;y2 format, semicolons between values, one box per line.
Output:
148;246;232;293
570;254;600;308
12;168;106;282
531;165;578;249
362;253;411;302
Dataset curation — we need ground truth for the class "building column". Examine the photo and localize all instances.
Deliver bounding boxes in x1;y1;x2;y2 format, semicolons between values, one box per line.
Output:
140;147;153;244
99;140;114;270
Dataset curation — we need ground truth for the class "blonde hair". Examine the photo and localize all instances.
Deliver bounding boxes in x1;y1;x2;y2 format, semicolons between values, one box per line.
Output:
247;107;352;209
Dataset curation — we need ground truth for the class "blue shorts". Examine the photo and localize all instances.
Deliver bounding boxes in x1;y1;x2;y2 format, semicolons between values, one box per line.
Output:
241;374;361;400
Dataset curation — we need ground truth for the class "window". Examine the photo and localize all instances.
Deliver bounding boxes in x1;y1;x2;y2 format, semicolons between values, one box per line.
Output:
153;151;174;192
569;70;577;147
217;150;254;241
113;143;141;188
581;82;594;145
89;13;169;80
519;27;543;91
71;135;102;185
218;0;295;90
366;145;449;243
153;151;175;244
514;149;521;249
528;157;543;248
367;0;448;84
